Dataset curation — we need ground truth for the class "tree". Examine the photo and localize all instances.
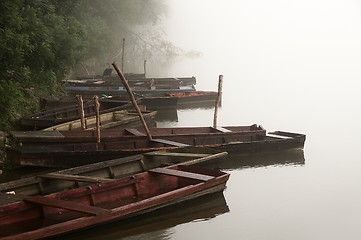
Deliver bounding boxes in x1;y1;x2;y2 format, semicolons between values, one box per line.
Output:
0;0;171;130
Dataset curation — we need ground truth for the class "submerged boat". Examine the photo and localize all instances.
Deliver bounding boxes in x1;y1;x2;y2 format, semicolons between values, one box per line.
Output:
0;165;229;240
6;125;306;168
42;110;157;131
0;147;227;205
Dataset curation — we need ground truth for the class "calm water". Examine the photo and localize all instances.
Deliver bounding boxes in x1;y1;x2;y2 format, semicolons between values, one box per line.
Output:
7;1;361;239
126;1;361;239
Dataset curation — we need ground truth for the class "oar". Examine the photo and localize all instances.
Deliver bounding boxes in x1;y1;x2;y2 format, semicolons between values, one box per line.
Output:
112;62;153;140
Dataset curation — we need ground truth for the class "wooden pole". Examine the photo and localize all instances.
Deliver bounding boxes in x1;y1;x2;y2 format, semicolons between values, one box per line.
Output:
121;38;125;72
213;75;223;128
112;62;153;140
76;95;86;130
144;60;147;78
93;95;101;143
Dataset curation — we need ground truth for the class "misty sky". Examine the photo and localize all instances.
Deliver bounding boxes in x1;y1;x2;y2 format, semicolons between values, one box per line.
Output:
163;0;361;81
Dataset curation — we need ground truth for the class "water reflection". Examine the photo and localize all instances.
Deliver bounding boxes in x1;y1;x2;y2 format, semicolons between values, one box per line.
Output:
220;150;305;171
154;109;178;122
51;192;229;240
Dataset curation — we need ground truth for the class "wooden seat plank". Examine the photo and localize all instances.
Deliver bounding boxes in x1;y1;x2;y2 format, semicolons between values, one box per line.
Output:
24;195;110;216
38;173;112;183
266;133;292;139
212;126;232;133
149;168;214;181
151;139;189;147
144;152;210;158
125;128;146;136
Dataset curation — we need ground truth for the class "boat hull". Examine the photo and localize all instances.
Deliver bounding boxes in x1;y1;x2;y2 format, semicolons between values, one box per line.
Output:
0;165;229;240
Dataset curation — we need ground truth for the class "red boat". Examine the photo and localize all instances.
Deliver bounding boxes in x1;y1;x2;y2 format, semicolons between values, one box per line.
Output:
0;165;229;240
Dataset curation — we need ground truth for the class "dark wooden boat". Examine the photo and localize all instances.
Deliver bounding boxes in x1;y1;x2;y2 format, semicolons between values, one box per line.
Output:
0;147;227;205
20;101;135;130
65;84;196;97
42;110;157;131
40;90;218;111
63;76;197;88
6;125;306;168
8;125;266;145
75;72;146;81
40;95;178;111
167;90;219;109
52;191;228;240
0;165;229;240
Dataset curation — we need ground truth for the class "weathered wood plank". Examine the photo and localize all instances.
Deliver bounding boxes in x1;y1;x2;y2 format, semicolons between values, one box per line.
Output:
151;139;189;147
24;195;111;215
38;173;112;183
143;152;210;157
125;128;146;136
149;168;214;181
212;126;232;133
266;133;292;139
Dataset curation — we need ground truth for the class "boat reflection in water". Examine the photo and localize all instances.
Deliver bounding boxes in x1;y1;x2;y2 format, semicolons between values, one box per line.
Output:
154;109;178;122
52;192;229;240
220;149;305;171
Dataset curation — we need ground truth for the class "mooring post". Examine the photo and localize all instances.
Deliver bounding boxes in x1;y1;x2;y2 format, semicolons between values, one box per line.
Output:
213;75;223;128
112;62;153;140
93;95;101;143
144;60;147;78
121;38;125;72
76;95;86;130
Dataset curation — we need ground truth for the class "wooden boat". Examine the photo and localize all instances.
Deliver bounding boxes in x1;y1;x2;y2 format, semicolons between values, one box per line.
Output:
65;84;196;97
40;95;178;111
42;110;157;131
75;72;146;80
20;101;135;130
63;76;197;88
5;125;306;168
0;165;230;240
52;191;228;240
40;90;218;111
167;90;219;109
8;125;267;145
0;147;228;204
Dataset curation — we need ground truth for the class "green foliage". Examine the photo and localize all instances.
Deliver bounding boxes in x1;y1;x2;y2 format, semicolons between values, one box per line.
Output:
0;0;171;130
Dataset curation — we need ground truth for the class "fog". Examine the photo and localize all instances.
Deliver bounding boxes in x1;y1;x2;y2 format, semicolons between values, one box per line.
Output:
149;1;361;240
152;0;361;131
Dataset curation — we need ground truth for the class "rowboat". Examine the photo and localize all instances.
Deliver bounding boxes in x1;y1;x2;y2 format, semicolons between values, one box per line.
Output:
63;76;197;88
0;165;229;240
8;124;266;145
0;147;227;205
40;90;217;111
167;90;219;109
52;191;228;240
65;84;196;97
20;101;135;130
42;110;157;131
5;125;306;168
